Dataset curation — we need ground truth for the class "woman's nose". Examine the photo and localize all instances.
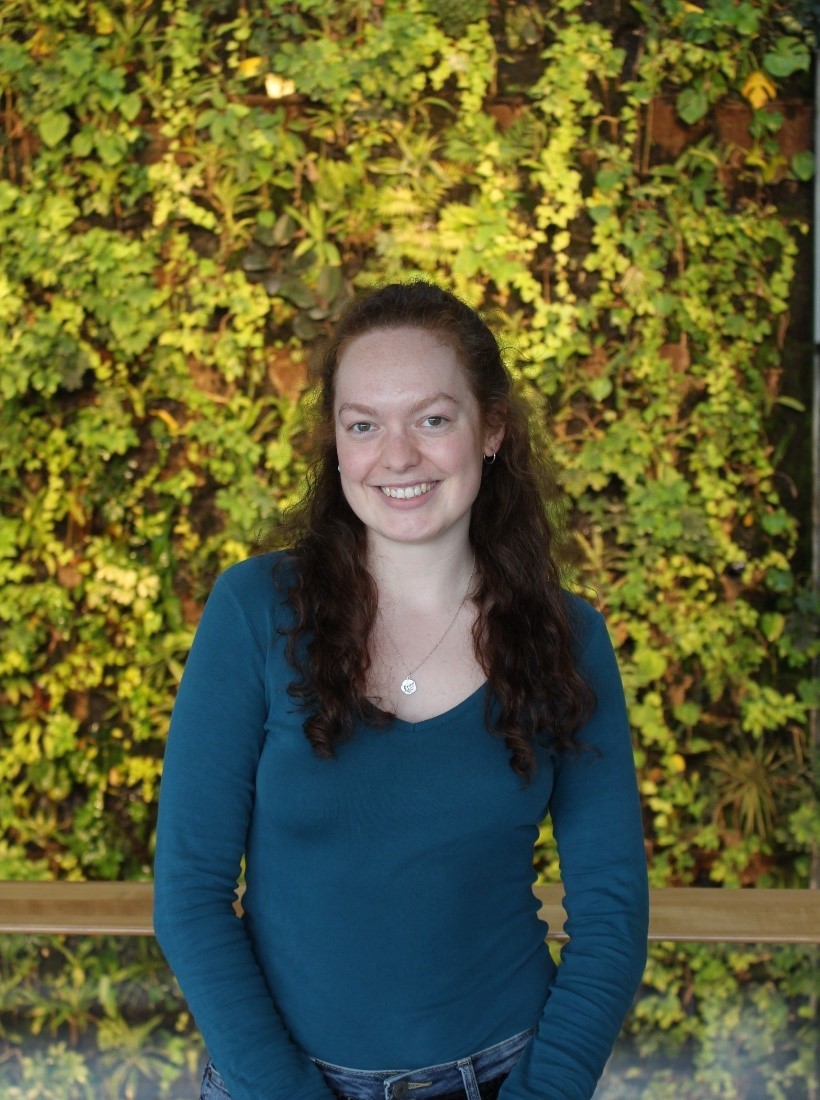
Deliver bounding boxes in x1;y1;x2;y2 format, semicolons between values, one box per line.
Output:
382;429;419;470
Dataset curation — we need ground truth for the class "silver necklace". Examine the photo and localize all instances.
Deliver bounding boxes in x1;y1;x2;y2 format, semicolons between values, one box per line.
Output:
378;557;476;696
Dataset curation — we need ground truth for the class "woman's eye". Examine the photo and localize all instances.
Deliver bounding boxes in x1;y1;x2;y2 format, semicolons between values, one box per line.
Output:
349;422;373;434
422;415;447;428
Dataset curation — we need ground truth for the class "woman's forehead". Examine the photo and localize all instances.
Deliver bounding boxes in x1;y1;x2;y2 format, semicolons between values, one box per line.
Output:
334;327;470;397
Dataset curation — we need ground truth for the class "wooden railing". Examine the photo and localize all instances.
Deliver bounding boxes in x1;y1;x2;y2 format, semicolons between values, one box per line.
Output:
0;882;818;943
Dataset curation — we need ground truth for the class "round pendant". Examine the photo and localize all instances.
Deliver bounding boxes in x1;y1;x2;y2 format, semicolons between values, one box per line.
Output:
400;677;417;695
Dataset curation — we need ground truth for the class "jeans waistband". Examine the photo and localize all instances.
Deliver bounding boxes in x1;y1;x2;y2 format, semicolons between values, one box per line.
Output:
311;1027;534;1100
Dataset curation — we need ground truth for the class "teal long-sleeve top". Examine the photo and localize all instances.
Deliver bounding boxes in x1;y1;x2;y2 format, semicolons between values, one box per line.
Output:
153;552;648;1100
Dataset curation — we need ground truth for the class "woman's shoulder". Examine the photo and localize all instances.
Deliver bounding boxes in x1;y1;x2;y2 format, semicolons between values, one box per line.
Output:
208;550;297;625
560;590;625;693
217;549;295;590
561;588;606;650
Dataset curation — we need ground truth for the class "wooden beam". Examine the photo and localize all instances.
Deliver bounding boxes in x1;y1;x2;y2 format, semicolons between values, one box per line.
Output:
0;882;817;943
534;885;820;945
0;881;155;937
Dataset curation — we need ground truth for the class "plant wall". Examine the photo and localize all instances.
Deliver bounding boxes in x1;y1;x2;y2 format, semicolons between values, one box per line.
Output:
0;0;817;1096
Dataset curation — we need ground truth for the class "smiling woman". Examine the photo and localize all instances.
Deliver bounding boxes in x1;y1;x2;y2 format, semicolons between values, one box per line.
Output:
153;281;649;1100
332;326;501;720
335;327;499;564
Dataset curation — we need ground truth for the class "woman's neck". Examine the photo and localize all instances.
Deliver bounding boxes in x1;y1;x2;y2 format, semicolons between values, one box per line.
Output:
367;536;476;614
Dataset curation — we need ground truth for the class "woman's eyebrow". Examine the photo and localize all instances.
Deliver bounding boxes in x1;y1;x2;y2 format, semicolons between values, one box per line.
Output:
409;392;460;414
337;392;460;417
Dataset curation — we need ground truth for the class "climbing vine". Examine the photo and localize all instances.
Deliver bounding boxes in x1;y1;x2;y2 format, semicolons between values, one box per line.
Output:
0;0;816;1096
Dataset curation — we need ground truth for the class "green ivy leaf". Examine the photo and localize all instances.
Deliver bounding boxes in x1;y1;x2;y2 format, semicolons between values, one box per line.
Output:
673;702;702;727
735;7;761;35
0;41;28;74
71;129;95;157
119;92;141;122
763;37;810;78
0;180;18;212
595;167;625;193
38;110;71;148
587;375;613;402
797;678;820;707
632;647;668;684
675;86;709;126
96;132;127;165
791;152;815;182
761;509;791;535
759;612;785;642
765;568;793;594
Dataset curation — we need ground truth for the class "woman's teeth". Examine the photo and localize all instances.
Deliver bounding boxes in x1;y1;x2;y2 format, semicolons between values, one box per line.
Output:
380;482;434;500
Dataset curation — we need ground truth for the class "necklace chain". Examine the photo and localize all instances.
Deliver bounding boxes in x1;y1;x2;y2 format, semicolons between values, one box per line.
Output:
378;557;476;696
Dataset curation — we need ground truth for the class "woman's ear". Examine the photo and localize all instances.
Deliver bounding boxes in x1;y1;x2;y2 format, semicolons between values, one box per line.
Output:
483;407;506;457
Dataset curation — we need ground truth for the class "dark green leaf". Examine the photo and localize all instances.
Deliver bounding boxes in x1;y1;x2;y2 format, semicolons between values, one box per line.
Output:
316;265;342;302
242;247;272;273
273;213;297;245
676;86;709;126
791;152;814;182
763;37;810;78
280;279;316;309
293;313;320;339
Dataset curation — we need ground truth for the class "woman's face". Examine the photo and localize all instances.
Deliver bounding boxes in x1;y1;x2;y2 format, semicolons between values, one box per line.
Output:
334;326;502;552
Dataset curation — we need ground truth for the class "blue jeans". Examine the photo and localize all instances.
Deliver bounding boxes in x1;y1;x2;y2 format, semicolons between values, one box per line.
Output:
200;1027;534;1100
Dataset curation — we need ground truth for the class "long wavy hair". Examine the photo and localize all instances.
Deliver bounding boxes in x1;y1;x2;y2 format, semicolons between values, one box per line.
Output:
258;281;594;777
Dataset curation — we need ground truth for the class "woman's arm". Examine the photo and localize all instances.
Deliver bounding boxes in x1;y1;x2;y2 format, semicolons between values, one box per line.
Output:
500;607;649;1100
153;564;336;1100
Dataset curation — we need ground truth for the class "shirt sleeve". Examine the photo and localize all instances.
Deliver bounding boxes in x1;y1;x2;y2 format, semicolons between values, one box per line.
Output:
499;610;649;1100
153;568;336;1100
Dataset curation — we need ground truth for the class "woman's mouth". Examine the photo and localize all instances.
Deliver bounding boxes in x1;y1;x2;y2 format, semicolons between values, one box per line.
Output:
379;481;436;500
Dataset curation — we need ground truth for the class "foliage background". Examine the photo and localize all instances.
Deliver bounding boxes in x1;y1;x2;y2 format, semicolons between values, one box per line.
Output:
0;0;817;1096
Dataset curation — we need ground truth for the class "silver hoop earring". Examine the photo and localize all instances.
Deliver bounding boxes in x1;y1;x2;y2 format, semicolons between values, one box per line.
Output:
483;451;497;465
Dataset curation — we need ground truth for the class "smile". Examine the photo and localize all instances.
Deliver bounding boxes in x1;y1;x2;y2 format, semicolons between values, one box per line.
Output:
379;481;436;500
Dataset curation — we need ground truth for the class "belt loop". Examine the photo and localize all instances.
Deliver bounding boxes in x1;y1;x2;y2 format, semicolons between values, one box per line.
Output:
458;1060;481;1100
388;1079;410;1100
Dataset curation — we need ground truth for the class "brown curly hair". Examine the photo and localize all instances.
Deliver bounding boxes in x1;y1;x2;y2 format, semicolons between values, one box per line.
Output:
258;281;594;777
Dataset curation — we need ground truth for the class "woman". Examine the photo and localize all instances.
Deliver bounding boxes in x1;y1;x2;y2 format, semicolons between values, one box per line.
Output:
153;281;649;1100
